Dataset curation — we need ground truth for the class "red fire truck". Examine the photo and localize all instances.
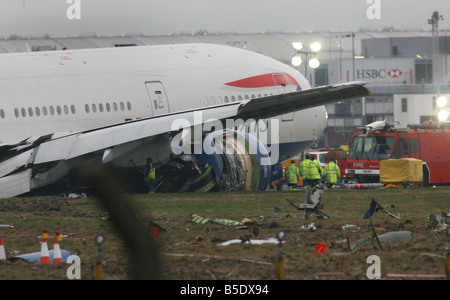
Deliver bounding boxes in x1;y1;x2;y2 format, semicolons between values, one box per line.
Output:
342;120;450;185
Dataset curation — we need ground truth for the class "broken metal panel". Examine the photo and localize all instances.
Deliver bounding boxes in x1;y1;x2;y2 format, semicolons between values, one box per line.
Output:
0;149;34;178
0;169;31;199
378;231;413;243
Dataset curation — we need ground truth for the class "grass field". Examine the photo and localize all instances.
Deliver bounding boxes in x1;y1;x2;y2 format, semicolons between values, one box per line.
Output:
0;186;449;280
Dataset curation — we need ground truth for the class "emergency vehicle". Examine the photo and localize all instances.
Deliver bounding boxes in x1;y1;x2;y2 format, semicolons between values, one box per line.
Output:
342;120;450;185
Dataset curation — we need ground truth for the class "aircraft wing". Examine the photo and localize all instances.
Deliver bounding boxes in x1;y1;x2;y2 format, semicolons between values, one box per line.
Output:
237;81;371;120
0;81;370;198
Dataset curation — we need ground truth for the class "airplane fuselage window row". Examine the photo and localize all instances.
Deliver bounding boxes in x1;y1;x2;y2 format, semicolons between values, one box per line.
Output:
207;93;274;105
3;101;133;119
1;92;277;120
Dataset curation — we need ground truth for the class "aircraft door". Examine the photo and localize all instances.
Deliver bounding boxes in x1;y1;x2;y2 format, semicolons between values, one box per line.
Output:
145;81;170;116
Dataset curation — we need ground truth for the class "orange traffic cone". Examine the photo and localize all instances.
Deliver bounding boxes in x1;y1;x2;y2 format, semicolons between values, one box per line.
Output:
40;233;51;264
53;236;62;264
0;237;6;261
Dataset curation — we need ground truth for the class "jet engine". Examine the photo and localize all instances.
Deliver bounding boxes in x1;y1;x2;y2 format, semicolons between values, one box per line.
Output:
156;128;279;193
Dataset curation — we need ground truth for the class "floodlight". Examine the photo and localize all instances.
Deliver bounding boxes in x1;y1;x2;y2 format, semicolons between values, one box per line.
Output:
308;58;320;69
292;42;303;51
437;96;448;108
310;42;322;52
291;55;302;67
438;110;449;122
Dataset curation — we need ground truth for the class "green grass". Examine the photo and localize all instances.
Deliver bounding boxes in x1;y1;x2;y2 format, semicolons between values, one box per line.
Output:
0;187;449;280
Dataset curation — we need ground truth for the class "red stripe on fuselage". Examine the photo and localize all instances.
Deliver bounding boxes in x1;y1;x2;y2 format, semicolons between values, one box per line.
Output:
225;73;301;89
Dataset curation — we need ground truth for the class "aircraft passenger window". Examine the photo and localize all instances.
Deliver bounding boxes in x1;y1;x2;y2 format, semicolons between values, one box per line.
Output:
57;106;62;115
120;102;125;111
210;97;215;105
238;95;243;101
71;105;76;114
203;98;208;106
35;107;40;117
64;105;69;115
14;108;19;118
91;104;97;113
21;108;26;117
127;102;132;111
85;104;90;113
245;95;249;100
231;96;236;102
106;103;111;112
42;107;47;116
99;103;104;112
217;96;222;104
0;109;4;119
113;102;118;111
28;107;33;117
49;106;55;116
224;96;229;103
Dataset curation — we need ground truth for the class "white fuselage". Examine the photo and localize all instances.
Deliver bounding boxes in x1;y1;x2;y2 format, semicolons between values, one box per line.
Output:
0;43;327;159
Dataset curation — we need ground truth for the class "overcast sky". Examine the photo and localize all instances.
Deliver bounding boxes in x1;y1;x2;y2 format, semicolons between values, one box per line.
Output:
0;0;449;37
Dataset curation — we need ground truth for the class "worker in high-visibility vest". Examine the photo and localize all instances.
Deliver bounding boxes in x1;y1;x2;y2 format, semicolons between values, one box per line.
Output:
309;154;322;189
285;160;300;191
324;158;340;189
299;155;311;189
145;158;156;193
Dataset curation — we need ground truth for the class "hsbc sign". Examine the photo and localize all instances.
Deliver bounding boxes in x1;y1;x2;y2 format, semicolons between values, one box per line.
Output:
357;69;403;79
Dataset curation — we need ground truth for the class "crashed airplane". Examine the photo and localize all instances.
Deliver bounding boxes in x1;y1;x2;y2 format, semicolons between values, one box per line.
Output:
0;44;370;198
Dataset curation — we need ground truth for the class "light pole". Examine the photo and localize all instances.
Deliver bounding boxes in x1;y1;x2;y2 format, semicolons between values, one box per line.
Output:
428;11;444;86
291;41;322;82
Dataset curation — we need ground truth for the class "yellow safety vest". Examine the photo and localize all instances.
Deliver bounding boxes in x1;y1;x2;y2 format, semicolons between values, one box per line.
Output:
309;160;322;180
285;163;299;184
324;162;340;183
147;163;156;180
299;159;311;179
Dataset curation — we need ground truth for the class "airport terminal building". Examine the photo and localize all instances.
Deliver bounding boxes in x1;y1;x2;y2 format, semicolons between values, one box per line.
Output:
1;29;449;148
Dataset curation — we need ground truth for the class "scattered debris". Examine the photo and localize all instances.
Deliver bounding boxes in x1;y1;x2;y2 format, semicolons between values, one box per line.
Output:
0;224;14;229
426;212;449;231
64;193;87;199
363;198;400;219
299;223;317;232
218;237;282;246
10;249;75;263
342;224;359;232
350;219;382;252
191;214;242;226
378;231;413;243
287;189;329;219
420;253;445;259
